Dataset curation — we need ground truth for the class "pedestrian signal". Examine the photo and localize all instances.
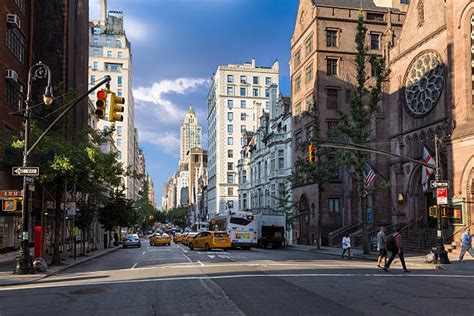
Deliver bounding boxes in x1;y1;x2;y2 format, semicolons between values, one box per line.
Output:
95;89;108;119
109;92;125;122
309;144;316;163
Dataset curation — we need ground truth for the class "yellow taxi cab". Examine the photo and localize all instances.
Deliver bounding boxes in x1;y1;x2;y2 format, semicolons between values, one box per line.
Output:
150;233;171;246
188;231;231;251
183;232;198;246
173;233;183;243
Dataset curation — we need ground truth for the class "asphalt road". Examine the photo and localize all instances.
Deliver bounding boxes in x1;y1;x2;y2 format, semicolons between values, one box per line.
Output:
0;240;473;316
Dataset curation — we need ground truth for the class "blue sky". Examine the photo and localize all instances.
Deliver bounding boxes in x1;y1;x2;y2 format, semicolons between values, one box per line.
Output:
90;0;298;207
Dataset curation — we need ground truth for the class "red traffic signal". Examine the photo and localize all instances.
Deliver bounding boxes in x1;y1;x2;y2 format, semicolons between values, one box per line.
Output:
309;144;316;163
95;89;108;119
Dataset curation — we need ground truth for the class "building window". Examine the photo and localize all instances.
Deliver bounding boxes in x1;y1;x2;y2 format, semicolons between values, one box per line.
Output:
107;51;112;57
294;75;301;93
227;86;234;95
6;28;25;63
278;150;285;170
253;88;259;97
241;113;247;121
371;63;378;77
118;76;123;86
253;76;259;84
228;187;234;196
294;101;302;117
240;87;246;96
400;0;410;3
93;37;99;46
265;88;270;98
227;124;233;133
306;93;314;112
228;162;233;170
241;100;246;108
370;33;381;50
117;151;122;160
327;88;339;110
117;89;123;97
367;13;384;21
265;77;272;85
116;40;121;47
93;62;98;70
240;75;246;83
117;51;123;58
117;126;122;136
241;137;246;145
227;100;233;109
295;131;303;147
346;89;352;104
227;112;233;121
14;0;26;14
93;49;99;56
327;120;339;138
326;30;337;47
227;137;233;145
227;174;234;184
328;198;341;213
5;82;22;110
227;74;233;83
106;39;111;47
228;150;233;158
294;49;301;68
105;63;122;72
241;125;246;132
305;35;313;55
327;58;338;76
117;138;122;146
90;75;96;84
305;64;313;83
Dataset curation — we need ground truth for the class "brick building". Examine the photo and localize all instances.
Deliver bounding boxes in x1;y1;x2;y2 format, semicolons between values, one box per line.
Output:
291;0;407;245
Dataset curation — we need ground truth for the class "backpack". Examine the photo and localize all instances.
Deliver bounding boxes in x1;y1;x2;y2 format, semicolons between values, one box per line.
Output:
385;234;397;251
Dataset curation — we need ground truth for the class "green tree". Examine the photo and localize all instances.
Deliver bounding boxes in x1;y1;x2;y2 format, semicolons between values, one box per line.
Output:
135;179;156;229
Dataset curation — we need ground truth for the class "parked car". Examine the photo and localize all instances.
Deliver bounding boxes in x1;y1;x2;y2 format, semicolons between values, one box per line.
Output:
183;232;199;247
123;234;141;248
188;231;231;251
150;233;171;246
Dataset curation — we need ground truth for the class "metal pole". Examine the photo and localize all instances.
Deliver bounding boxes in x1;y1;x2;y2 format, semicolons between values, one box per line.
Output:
434;135;450;264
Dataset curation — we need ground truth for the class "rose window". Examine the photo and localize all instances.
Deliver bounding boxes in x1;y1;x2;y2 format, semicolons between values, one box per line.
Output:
404;51;444;117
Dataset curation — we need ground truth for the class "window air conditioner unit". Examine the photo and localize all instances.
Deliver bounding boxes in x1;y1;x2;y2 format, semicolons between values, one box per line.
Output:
5;69;18;82
6;14;20;29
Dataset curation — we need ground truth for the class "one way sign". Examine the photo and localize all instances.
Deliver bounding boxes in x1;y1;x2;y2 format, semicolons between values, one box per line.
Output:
12;167;40;176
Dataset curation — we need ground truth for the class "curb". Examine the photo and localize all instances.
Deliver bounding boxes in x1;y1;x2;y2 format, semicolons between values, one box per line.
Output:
0;246;120;287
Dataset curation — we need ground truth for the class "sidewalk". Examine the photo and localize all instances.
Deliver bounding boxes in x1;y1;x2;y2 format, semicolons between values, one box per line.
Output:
287;244;474;273
0;245;119;287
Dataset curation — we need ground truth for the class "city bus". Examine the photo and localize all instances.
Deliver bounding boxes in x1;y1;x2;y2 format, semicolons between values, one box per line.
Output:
209;211;257;249
191;222;209;232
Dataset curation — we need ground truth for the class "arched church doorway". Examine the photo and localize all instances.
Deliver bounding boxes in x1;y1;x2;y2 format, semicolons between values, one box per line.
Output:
408;166;436;227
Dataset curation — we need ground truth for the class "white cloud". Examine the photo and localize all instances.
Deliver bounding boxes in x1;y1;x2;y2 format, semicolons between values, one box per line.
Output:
139;130;180;157
124;17;151;43
89;0;100;20
133;77;210;124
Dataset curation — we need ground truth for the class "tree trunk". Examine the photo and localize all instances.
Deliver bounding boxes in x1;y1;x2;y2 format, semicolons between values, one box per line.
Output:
52;180;62;264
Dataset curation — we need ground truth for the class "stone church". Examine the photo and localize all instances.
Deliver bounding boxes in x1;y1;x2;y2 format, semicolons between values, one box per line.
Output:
387;0;474;241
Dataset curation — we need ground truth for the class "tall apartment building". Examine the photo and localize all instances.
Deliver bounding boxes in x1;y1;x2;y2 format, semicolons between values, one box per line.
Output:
147;175;155;207
207;59;279;218
89;1;137;200
179;106;202;166
291;0;406;245
186;147;208;223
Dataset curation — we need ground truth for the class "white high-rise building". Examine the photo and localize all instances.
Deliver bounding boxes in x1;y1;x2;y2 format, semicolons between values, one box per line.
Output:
88;1;137;200
179;106;202;166
207;58;279;218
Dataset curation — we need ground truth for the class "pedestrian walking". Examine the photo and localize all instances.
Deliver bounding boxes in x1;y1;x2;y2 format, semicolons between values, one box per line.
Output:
376;226;387;268
383;228;410;273
459;227;474;262
341;234;351;260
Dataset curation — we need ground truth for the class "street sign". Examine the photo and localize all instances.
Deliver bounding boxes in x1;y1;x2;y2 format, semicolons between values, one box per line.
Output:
436;187;448;205
367;208;373;224
430;180;449;189
12;167;39;176
0;190;22;198
25;176;34;184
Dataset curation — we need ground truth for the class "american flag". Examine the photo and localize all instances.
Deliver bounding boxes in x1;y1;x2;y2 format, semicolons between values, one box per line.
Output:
364;163;377;190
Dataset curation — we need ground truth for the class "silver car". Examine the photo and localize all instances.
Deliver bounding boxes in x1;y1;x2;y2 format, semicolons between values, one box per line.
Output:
122;234;141;248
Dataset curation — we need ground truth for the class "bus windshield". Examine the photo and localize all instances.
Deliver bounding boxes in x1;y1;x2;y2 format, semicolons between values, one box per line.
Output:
229;217;252;226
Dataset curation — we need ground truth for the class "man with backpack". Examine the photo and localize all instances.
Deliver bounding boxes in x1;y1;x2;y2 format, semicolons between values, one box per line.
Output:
376;226;387;268
459;227;473;262
383;228;410;273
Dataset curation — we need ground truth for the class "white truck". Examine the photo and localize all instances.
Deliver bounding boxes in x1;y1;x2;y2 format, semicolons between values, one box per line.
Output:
255;211;286;249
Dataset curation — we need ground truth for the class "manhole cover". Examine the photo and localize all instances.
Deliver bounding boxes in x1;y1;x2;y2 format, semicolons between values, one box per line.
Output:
69;288;106;295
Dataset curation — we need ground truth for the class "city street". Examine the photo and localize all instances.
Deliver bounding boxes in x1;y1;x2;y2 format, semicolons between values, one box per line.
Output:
0;240;473;316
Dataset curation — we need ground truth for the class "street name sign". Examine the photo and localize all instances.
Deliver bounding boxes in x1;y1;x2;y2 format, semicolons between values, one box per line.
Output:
12;167;39;176
436;187;448;205
430;180;449;189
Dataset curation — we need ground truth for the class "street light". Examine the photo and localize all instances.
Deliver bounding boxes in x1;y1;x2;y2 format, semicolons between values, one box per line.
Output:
14;61;53;275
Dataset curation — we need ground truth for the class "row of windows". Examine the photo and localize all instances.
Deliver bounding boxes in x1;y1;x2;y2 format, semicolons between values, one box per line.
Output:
6;28;25;63
227;124;247;133
90;74;123;86
227;86;265;97
5;81;23;110
227;137;247;146
227;75;273;85
227;112;247;121
92;37;122;48
15;0;26;14
91;49;124;59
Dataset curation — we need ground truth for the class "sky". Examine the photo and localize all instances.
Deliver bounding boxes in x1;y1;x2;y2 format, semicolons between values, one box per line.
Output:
90;0;299;207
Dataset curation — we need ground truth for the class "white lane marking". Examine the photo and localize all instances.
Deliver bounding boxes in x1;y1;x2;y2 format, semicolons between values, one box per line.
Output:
131;263;138;269
180;247;193;263
208;255;215;259
3;273;473;292
218;255;229;259
142;251;146;255
197;260;205;266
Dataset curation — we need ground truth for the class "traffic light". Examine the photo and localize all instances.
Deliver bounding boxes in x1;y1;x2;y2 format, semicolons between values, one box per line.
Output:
109;92;125;122
95;89;108;119
308;144;316;163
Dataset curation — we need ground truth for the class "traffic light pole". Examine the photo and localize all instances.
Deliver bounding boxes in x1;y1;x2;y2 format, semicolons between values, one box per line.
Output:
434;135;450;264
14;75;111;275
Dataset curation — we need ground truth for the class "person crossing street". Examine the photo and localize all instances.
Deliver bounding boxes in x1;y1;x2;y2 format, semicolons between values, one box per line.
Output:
383;228;410;273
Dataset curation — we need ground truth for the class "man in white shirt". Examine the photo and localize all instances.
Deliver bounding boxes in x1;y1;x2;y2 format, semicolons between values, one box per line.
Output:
341;234;351;260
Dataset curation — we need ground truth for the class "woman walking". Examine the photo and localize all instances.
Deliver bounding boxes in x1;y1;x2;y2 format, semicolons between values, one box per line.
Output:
341;234;352;260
